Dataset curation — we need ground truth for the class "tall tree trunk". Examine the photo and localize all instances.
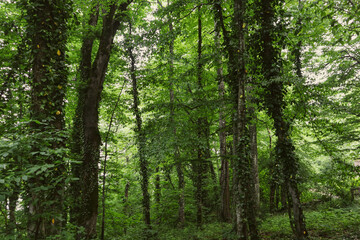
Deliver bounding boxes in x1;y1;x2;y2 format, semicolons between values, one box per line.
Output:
193;6;213;226
213;0;259;238
195;6;203;227
289;0;307;237
233;0;259;239
155;166;161;221
281;183;287;210
8;190;18;234
127;22;151;228
213;4;230;222
293;0;304;80
175;153;185;227
2;197;8;232
248;87;260;212
70;6;99;239
249;117;260;211
259;0;308;239
232;0;248;236
71;2;132;239
269;183;276;213
23;0;70;238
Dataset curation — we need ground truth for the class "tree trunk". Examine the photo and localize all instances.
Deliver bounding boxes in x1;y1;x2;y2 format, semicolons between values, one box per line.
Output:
213;3;230;222
259;0;308;239
193;6;204;227
269;183;276;213
175;154;185;227
248;87;260;212
127;22;151;228
213;0;260;238
249;122;260;211
232;0;249;236
193;5;215;225
233;0;259;239
8;190;18;234
212;0;233;225
281;184;287;210
71;2;132;239
155;166;161;220
24;0;70;238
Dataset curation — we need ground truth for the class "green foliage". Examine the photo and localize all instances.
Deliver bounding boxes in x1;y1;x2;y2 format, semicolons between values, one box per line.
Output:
1;0;360;238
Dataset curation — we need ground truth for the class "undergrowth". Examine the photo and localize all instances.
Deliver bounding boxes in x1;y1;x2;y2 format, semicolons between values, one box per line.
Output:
1;200;358;239
260;199;360;239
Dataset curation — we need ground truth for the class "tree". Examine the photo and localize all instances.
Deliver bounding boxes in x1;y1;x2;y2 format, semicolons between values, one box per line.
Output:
213;0;259;238
70;1;132;239
212;0;231;223
21;0;71;238
126;19;152;229
258;0;308;238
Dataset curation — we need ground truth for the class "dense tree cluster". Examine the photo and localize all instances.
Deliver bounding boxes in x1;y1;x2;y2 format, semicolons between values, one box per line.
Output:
0;0;359;239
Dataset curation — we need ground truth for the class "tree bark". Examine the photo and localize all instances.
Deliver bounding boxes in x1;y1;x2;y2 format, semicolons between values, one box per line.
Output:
8;190;18;234
194;6;203;227
213;2;230;222
193;6;213;226
24;0;70;238
213;0;260;238
233;0;259;238
232;0;249;237
248;87;260;212
155;166;161;219
269;183;276;213
71;2;132;239
127;21;151;228
259;0;308;239
249;122;260;211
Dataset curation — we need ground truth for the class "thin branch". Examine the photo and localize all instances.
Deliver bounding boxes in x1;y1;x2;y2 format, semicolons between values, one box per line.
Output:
100;78;127;240
178;3;212;22
156;0;164;9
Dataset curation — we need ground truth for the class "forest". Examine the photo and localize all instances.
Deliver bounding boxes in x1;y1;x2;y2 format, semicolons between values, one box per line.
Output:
0;0;360;239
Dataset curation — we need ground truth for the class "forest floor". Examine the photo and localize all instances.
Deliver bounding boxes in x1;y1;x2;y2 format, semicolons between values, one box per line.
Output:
144;199;360;240
260;199;360;240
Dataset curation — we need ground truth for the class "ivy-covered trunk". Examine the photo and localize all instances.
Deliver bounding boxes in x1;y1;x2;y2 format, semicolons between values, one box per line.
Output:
23;0;70;238
195;6;204;226
71;2;132;239
232;0;259;238
127;22;151;228
259;0;308;239
213;0;259;237
248;92;260;212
